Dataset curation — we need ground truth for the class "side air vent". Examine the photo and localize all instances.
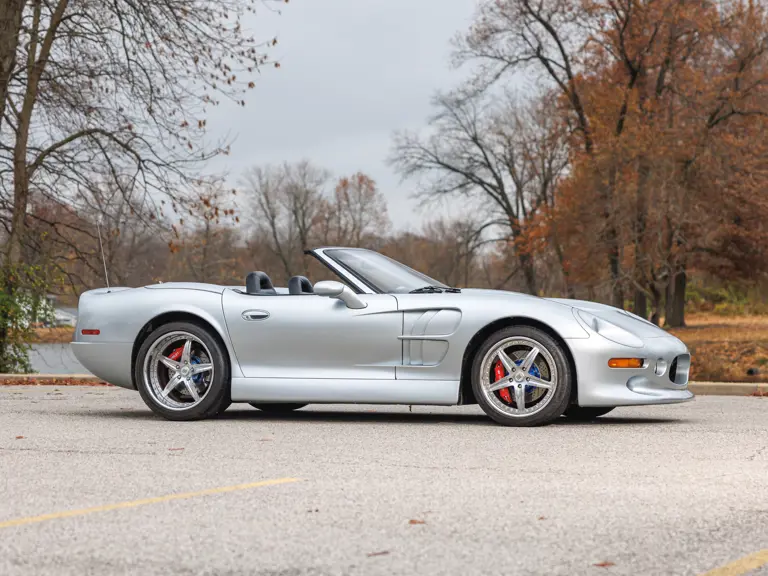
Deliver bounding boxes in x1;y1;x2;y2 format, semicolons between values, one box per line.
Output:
669;354;690;385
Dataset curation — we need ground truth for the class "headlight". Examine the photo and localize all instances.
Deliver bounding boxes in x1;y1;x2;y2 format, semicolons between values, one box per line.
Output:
577;310;644;348
618;308;658;328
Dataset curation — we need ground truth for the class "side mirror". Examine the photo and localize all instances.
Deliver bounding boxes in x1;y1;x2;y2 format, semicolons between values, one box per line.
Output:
314;281;368;309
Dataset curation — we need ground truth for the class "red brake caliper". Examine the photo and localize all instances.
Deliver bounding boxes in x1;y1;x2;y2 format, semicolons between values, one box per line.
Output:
168;346;184;362
495;360;512;403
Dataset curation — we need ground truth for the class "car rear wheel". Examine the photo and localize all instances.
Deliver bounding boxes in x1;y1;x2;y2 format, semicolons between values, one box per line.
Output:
471;326;572;427
135;321;231;421
563;406;615;420
249;403;307;413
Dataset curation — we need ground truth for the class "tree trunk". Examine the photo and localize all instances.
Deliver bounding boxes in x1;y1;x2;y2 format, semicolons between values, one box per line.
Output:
605;167;623;308
665;267;687;327
649;283;662;326
0;0;25;135
633;288;647;320
518;251;537;296
8;133;31;266
607;224;623;308
632;156;650;318
550;224;574;298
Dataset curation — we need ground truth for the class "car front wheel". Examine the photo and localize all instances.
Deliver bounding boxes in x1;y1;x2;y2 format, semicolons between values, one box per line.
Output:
135;321;231;421
471;326;573;427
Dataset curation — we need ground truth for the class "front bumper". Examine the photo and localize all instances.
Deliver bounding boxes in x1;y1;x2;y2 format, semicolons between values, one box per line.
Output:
566;335;694;407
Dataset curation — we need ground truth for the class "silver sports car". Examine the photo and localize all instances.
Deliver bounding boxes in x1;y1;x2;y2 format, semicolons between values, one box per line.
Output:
71;247;693;426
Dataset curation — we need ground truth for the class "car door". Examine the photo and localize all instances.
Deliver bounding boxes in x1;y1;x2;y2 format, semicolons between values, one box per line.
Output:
222;289;402;380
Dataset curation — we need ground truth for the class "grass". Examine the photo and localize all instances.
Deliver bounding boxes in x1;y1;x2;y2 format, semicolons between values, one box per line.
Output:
27;326;73;344
669;314;768;383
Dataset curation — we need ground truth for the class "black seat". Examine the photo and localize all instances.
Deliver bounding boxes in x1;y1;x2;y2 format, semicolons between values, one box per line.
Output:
245;271;276;295
288;275;314;295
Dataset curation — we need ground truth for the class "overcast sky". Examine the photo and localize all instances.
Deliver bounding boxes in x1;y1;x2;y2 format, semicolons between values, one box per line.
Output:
207;0;479;230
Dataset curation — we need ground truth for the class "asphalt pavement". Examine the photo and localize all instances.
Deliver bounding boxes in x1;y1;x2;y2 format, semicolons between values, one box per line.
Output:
0;387;766;576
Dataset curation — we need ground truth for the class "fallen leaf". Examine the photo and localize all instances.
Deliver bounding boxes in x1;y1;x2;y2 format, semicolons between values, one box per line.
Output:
594;561;615;568
538;516;546;520
367;551;390;557
15;436;24;440
408;519;426;525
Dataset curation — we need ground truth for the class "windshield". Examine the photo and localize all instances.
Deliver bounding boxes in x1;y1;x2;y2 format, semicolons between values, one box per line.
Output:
325;249;448;294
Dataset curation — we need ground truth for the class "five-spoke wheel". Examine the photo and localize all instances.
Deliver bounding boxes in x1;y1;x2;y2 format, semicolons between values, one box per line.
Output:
472;326;572;426
144;331;214;409
135;322;231;420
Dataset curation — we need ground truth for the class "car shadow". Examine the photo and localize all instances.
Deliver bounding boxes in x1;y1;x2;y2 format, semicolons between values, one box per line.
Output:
552;415;686;426
218;408;495;426
78;407;687;427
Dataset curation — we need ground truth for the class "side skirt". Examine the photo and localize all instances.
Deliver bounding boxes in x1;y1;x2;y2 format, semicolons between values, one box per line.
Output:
231;377;460;405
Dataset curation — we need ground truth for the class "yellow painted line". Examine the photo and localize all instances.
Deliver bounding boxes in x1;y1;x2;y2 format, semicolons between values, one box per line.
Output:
699;549;768;576
0;477;300;529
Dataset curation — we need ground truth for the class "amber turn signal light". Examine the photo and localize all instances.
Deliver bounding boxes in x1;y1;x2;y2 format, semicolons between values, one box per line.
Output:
608;358;643;368
81;329;100;336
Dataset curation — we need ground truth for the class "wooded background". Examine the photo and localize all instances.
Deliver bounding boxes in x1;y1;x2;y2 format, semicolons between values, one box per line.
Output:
2;0;768;372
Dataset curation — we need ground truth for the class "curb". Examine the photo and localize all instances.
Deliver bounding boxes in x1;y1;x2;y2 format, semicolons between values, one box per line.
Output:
0;375;766;396
688;382;767;397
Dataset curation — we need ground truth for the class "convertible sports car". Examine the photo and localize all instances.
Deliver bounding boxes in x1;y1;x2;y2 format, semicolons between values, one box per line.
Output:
71;247;693;426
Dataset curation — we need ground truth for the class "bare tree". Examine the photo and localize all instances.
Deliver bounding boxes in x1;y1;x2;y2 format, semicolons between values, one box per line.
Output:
283;161;329;271
0;0;284;371
391;91;568;295
241;161;329;280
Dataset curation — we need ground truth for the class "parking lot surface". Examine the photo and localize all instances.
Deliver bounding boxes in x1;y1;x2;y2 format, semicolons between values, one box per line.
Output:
1;387;766;576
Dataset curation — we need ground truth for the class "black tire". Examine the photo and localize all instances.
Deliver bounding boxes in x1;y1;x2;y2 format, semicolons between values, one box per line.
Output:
471;326;573;427
563;406;615;420
135;321;231;421
249;403;307;413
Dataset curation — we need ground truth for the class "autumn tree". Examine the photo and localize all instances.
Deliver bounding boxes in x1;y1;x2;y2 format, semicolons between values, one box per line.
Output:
317;173;390;248
452;0;768;325
382;217;489;288
167;182;241;285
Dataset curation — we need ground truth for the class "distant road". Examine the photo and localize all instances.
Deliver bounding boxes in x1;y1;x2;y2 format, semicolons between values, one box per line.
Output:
27;344;84;374
1;389;766;576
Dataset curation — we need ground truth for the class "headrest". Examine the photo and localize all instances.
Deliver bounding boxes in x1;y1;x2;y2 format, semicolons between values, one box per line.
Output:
288;275;313;295
245;271;276;294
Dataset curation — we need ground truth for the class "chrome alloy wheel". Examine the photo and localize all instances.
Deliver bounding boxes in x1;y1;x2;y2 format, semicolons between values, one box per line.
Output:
143;331;215;411
479;336;558;418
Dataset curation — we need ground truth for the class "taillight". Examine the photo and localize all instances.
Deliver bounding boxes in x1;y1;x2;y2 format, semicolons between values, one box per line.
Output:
81;329;100;336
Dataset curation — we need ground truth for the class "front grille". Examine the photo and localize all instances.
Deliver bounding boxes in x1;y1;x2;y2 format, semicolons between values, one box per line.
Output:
669;354;690;385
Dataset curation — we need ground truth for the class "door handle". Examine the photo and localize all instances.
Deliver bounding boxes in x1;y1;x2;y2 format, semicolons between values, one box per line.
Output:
242;310;270;321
